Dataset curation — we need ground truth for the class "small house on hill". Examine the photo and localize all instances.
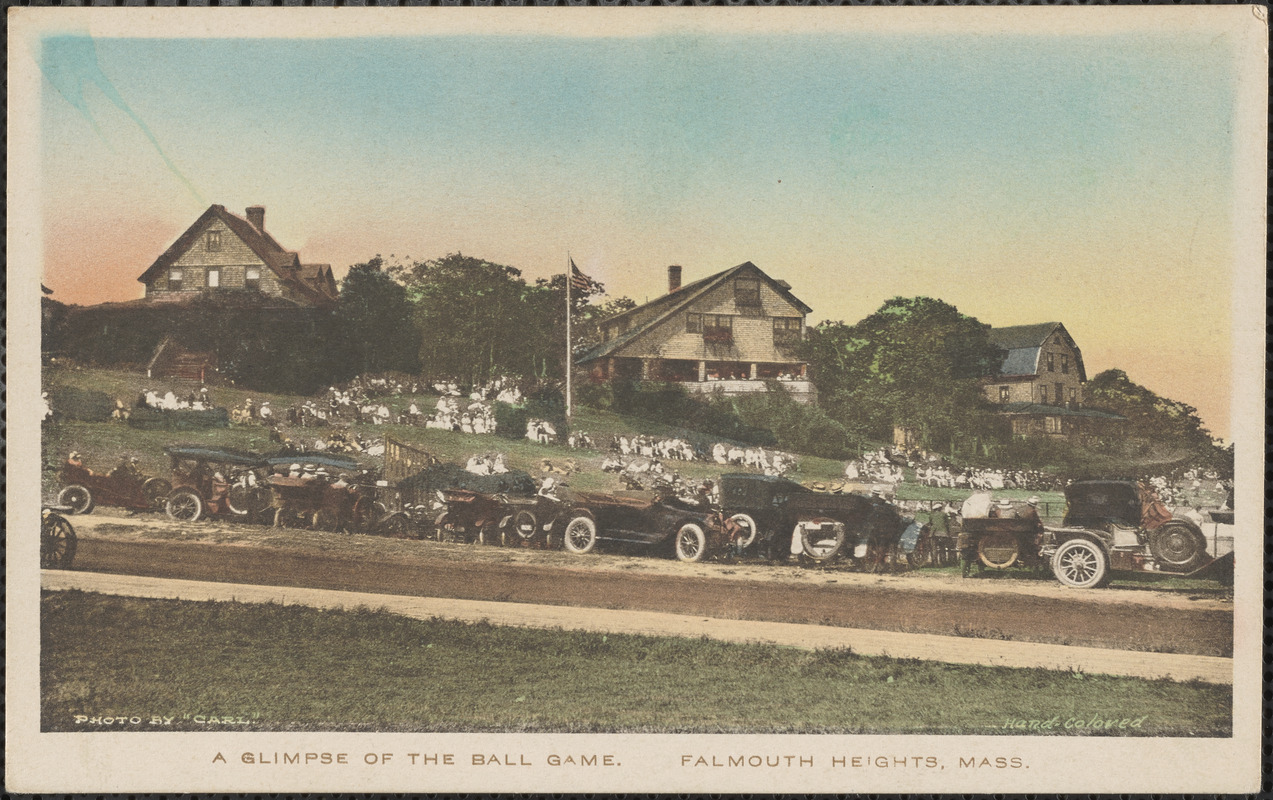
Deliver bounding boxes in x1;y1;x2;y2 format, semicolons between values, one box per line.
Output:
137;204;337;307
983;322;1123;441
577;262;815;403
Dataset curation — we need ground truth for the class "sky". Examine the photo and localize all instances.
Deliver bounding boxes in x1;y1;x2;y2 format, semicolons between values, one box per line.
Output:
34;20;1243;439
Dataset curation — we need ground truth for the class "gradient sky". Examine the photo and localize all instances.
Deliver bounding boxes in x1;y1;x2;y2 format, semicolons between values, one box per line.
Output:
36;22;1242;438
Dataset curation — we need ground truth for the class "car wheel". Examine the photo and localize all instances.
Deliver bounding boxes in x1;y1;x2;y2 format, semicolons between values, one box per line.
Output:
674;523;708;563
57;485;94;515
1148;521;1208;572
377;512;415;539
799;521;846;563
1050;538;1110;589
165;490;203;522
313;508;339;532
41;513;78;569
728;513;759;550
142;478;172;510
513;510;539;542
562;515;597;555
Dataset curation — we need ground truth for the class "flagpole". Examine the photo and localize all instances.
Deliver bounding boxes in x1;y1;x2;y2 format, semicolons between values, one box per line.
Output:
565;252;573;422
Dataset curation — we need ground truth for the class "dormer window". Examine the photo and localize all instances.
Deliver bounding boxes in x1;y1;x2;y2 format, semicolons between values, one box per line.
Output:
686;313;702;333
734;278;761;306
206;230;221;251
168;269;183;292
245;267;261;290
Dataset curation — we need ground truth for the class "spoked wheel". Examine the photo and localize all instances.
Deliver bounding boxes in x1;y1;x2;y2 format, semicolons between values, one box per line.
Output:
727;513;759;552
56;485;94;515
562;515;597;555
674;523;708;563
376;512;417;539
226;484;269;517
165;490;203;522
41;513;78;568
142;478;172;510
1050;538;1110;589
348;497;375;534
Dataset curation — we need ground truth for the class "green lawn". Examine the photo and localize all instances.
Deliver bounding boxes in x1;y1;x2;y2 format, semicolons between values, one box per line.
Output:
41;591;1231;736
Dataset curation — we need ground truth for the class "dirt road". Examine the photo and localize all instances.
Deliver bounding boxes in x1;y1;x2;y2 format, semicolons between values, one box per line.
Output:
64;515;1233;657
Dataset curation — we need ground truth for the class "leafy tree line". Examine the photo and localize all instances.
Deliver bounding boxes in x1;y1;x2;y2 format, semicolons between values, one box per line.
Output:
798;295;1231;474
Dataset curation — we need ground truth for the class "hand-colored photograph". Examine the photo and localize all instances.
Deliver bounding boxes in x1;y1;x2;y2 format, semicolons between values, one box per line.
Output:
7;6;1265;795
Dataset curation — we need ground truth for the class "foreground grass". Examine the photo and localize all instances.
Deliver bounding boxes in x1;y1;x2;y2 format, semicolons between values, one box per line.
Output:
42;592;1230;736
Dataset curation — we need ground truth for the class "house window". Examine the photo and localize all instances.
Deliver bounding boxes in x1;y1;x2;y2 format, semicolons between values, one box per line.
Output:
999;386;1010;403
734;278;761;306
168;269;183;292
1056;383;1064;405
1046;352;1055;372
207;268;220;288
1011;418;1029;436
1068;387;1077;405
1039;385;1048;404
702;314;733;344
686;313;702;333
1061;354;1069;374
206;230;221;251
773;317;801;345
245;267;261;290
1045;416;1063;434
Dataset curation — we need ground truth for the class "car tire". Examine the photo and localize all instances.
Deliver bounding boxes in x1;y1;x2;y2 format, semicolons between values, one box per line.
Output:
377;512;416;539
57;485;94;515
799;521;846;563
41;513;78;569
165;489;203;522
1148;521;1208;572
674;523;708;563
562;515;597;555
728;513;759;550
142;478;172;510
513;510;539;542
1050;538;1110;589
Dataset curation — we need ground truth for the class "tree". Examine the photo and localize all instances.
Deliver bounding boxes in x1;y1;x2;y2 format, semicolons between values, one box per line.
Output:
802;296;1003;453
1084;369;1229;474
335;256;420;377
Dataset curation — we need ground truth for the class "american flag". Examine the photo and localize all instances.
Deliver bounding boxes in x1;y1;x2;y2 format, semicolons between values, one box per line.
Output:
569;258;592;292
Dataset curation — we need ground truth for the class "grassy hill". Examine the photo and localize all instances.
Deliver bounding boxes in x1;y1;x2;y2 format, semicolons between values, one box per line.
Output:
41;366;859;497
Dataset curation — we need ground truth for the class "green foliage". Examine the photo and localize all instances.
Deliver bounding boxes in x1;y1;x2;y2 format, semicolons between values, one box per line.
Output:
45;385;114;422
593;380;776;446
41;592;1232;734
1082;370;1231;477
731;383;858;459
335;257;420;376
803;297;1003;453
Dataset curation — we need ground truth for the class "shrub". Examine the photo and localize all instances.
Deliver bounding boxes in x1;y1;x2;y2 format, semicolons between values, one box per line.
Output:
45;385;115;422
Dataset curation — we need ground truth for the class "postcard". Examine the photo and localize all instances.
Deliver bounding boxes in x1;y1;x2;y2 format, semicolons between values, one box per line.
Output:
6;6;1266;794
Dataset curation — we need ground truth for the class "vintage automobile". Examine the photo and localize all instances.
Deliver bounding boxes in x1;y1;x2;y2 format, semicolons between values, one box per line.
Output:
957;514;1045;577
41;505;78;568
434;488;512;544
264;454;376;532
56;458;171;515
163;446;272;522
558;487;729;563
718;473;911;566
718;473;808;557
1039;479;1225;589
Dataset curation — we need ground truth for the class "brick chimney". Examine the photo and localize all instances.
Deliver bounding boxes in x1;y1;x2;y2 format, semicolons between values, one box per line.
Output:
246;206;266;231
668;265;682;293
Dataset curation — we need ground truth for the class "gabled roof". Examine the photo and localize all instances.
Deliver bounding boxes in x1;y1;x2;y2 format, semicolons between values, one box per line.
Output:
987;322;1085;381
577;261;811;364
136;205;336;306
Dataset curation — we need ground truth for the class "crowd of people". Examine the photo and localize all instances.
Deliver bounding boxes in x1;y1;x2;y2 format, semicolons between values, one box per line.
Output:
463;452;512;476
913;465;1063;493
138;386;215;412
